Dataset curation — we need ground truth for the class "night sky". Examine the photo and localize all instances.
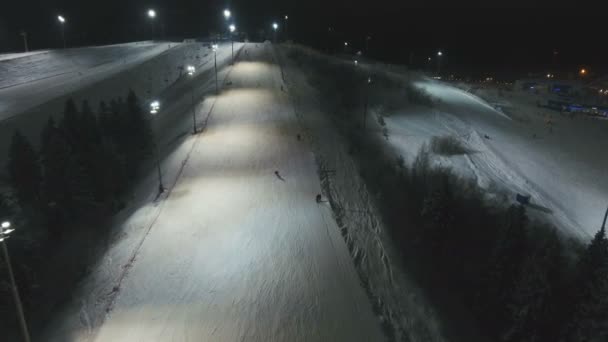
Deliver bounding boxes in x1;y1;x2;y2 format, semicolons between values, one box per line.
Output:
1;0;605;73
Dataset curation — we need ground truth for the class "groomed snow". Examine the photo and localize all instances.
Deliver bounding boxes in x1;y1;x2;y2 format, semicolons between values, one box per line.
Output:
385;79;608;239
43;43;384;342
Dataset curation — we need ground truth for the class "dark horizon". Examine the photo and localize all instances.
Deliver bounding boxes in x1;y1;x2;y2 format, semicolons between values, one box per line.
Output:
1;1;605;73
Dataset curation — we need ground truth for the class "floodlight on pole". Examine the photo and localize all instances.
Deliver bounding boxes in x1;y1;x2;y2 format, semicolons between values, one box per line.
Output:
186;68;198;134
272;22;279;30
224;9;231;19
229;24;236;64
147;9;156;18
437;51;443;56
212;44;219;94
1;220;31;342
148;101;164;192
57;15;67;48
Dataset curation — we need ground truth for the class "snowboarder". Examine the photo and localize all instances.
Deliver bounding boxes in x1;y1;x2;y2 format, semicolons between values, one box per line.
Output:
316;194;322;203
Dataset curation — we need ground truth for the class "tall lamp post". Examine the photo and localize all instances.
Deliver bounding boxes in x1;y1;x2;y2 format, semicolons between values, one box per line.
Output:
186;66;198;134
147;9;156;40
57;15;66;48
1;221;31;342
149;101;164;193
363;77;372;129
229;24;236;64
20;31;29;52
272;22;279;43
437;51;443;75
212;44;219;94
284;15;289;40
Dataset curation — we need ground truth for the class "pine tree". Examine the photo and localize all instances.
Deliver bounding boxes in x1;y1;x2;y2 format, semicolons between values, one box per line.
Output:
61;98;80;146
476;205;529;333
504;228;565;341
421;172;455;247
7;131;41;208
40;127;90;235
566;226;608;341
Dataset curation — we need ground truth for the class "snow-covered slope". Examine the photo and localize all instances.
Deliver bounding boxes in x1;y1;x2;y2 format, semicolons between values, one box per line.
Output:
385;79;608;239
44;43;383;342
0;41;238;174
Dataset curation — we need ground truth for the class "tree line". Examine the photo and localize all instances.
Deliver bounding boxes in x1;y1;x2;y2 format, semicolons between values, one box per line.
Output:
1;90;154;336
7;90;154;236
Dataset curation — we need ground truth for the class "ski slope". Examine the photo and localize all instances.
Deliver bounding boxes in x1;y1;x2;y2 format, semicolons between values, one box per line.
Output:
0;42;175;118
0;41;237;174
385;80;608;239
45;43;383;341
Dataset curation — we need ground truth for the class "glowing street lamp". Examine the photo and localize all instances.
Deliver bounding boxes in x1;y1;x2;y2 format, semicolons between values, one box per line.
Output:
272;22;279;43
186;66;198;134
580;68;587;76
148;101;164;192
229;24;236;64
223;9;231;19
212;44;219;94
57;15;66;48
147;9;158;40
437;51;443;74
1;221;31;342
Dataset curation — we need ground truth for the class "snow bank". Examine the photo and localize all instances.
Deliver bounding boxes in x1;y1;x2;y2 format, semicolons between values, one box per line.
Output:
385;80;608;239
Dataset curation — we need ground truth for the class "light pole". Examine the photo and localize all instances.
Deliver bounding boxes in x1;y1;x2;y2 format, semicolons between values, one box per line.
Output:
365;35;371;55
221;9;231;42
363;77;372;129
284;15;289;40
147;9;156;40
20;31;28;52
272;22;279;43
436;51;443;75
212;44;219;94
186;66;198;134
57;15;66;48
149;101;164;193
229;24;236;64
1;221;31;342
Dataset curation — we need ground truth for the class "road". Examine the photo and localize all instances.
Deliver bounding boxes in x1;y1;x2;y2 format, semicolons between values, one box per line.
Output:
87;42;383;341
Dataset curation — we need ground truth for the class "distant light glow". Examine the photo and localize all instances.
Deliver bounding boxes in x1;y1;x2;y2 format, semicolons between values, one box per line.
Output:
147;9;156;18
187;65;195;75
1;221;10;229
224;9;231;19
437;51;443;56
285;15;289;20
150;101;160;114
212;44;218;51
354;60;358;66
272;22;279;30
344;41;348;46
580;68;587;75
229;24;236;33
58;15;66;23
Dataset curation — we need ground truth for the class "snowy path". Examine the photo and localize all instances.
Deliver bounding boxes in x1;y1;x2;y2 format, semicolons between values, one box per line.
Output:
73;43;382;341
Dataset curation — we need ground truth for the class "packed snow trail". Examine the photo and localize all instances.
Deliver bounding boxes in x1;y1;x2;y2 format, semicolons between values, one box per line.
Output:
86;43;383;341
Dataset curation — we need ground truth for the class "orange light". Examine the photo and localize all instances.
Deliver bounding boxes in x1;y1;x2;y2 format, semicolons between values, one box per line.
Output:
580;68;587;75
